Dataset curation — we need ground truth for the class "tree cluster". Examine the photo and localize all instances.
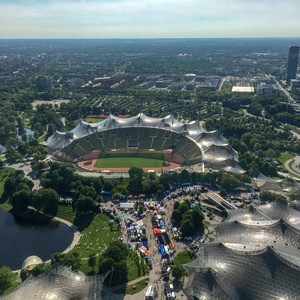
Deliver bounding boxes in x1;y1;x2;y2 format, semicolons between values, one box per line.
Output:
171;200;204;237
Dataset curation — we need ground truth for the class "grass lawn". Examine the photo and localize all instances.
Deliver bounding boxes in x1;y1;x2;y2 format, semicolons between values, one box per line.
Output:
114;278;149;295
288;125;300;135
127;255;148;282
173;251;194;266
277;152;295;166
85;119;104;123
56;204;76;224
94;153;165;168
70;213;120;259
78;259;94;275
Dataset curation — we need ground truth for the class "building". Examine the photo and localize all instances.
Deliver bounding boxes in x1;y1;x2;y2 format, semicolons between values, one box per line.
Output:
256;83;279;96
36;76;53;90
290;79;300;88
286;46;299;85
186;82;196;91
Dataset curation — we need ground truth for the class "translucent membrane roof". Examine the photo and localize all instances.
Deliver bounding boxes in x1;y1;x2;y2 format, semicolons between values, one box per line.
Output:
184;243;300;300
45;113;238;167
183;200;300;299
226;201;300;229
0;264;109;300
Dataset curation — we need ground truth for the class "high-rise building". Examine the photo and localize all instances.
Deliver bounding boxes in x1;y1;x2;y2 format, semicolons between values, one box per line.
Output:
286;46;299;85
36;76;53;90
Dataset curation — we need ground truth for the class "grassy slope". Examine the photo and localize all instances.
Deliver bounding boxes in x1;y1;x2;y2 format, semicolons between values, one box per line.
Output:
173;251;194;265
277;152;295;166
70;213;119;259
114;278;149;295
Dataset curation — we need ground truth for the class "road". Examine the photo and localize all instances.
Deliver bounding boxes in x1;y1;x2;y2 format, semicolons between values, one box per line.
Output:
268;74;295;104
284;156;300;176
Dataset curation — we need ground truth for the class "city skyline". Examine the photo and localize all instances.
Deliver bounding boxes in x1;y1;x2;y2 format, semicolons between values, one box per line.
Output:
0;0;300;39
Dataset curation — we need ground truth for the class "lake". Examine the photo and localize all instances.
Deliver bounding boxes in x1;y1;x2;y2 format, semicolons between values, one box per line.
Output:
0;209;74;269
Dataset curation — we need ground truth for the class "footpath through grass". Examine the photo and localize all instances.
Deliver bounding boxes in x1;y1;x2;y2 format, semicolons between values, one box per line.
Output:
95;152;165;168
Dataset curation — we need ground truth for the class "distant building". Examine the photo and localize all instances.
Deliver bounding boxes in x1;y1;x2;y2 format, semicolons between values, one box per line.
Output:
186;82;196;91
290;79;300;88
36;76;53;90
155;80;171;88
168;82;183;91
198;78;220;91
286;46;299;85
256;83;279;96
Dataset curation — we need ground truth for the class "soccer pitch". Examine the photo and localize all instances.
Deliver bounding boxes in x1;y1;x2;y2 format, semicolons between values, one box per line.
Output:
94;152;165;168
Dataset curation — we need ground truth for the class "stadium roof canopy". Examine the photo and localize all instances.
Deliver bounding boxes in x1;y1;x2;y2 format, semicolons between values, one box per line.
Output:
184;243;300;300
183;200;300;300
45;113;238;169
0;264;109;300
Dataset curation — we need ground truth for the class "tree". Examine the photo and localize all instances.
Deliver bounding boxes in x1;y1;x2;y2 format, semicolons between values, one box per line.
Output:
220;189;227;197
241;132;252;146
11;190;31;211
31;188;59;214
172;266;185;280
260;191;287;203
75;196;96;214
172;209;182;224
103;180;114;192
220;174;240;191
180;219;194;237
265;148;276;158
88;254;97;271
191;208;204;228
173;201;180;210
20;269;29;282
179;202;189;214
31;263;50;277
0;266;15;294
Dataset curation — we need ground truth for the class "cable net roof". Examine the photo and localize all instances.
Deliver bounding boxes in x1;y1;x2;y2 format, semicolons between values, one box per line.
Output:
184;243;300;300
212;220;300;266
0;264;109;300
45;113;238;168
249;167;283;183
183;200;300;299
226;201;300;230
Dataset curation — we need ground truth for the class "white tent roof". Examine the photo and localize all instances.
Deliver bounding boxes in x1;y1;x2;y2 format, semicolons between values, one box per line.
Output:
46;113;239;167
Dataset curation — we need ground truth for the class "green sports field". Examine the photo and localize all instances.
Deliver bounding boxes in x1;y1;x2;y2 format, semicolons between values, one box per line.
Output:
94;152;165;168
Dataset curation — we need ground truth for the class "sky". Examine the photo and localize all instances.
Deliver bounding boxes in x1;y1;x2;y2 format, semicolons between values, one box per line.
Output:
0;0;300;39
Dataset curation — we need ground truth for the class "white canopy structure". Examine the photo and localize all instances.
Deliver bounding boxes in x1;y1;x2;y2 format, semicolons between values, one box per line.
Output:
45;113;238;169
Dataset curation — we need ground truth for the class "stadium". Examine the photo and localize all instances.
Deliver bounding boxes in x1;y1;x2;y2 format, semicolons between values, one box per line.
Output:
45;113;239;172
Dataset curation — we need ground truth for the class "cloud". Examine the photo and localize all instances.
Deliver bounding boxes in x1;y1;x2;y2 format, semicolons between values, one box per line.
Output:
0;0;299;38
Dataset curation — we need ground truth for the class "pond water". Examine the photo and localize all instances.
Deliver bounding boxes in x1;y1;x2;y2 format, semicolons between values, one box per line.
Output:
0;128;35;154
0;209;74;269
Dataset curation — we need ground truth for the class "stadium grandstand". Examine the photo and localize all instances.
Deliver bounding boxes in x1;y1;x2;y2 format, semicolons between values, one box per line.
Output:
45;113;238;171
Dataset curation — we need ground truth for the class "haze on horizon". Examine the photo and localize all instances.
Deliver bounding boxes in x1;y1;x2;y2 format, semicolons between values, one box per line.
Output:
0;0;300;39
